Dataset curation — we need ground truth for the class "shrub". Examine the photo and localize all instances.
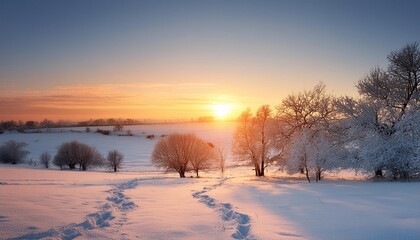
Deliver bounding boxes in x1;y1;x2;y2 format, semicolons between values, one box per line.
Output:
96;128;111;136
113;123;124;132
0;140;29;164
54;141;104;170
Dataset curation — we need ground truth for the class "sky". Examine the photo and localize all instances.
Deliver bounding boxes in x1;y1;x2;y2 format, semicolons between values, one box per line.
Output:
1;0;419;121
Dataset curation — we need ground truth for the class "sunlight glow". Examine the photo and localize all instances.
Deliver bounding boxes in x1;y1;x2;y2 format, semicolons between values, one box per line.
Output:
212;103;233;120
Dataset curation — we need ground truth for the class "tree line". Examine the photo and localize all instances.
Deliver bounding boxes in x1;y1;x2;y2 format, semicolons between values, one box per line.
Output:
0;118;143;132
0;140;124;172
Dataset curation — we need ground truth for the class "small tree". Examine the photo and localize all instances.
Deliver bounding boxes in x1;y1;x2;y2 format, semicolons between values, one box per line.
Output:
151;134;217;178
287;129;336;182
217;146;226;176
0;140;29;164
39;151;51;168
113;123;124;132
189;142;218;178
233;105;277;176
107;150;124;172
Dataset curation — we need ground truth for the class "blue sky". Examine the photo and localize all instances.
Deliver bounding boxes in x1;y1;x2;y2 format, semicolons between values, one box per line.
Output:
0;0;419;120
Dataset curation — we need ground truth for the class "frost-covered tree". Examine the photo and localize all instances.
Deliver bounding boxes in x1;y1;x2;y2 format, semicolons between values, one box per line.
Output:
0;140;29;164
151;134;217;178
276;83;336;181
336;43;420;179
107;150;124;172
287;129;337;182
233;105;277;176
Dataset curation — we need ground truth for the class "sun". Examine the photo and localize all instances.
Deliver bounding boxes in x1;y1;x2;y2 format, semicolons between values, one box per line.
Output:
212;103;232;120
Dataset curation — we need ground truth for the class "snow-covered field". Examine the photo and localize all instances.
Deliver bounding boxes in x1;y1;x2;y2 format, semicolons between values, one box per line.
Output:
0;122;236;171
1;123;420;239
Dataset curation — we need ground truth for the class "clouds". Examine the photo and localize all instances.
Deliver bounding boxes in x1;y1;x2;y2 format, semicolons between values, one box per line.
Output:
0;82;239;121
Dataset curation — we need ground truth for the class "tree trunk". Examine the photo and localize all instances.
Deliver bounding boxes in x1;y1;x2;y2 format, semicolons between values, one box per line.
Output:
82;164;87;171
316;169;321;182
68;163;76;169
179;171;186;178
255;164;261;176
114;165;117;172
375;169;383;178
260;161;265;176
305;166;311;183
196;170;199;178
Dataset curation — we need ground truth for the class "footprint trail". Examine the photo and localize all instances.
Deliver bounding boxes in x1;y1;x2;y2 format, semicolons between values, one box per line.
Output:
192;179;255;240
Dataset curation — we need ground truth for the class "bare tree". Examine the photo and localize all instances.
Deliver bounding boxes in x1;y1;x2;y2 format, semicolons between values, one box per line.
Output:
151;134;217;178
78;144;103;171
0;140;29;164
256;105;272;176
233;105;276;176
107;150;124;172
277;83;334;134
39;151;51;168
217;146;226;176
233;108;260;176
54;141;103;171
189;142;218;178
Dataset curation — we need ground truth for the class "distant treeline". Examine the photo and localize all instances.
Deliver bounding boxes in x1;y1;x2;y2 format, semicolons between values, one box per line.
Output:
0;118;144;132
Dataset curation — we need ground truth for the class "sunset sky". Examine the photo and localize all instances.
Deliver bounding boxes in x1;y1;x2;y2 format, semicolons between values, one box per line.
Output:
1;0;419;121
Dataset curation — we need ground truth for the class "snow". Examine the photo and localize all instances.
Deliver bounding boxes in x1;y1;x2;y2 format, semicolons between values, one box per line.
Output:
1;123;420;239
0;122;236;171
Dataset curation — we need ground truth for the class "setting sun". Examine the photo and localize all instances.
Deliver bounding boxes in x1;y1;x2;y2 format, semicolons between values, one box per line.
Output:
212;103;233;120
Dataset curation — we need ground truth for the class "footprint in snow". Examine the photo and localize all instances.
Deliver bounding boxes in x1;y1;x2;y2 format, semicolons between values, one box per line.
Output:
9;178;140;240
192;179;255;240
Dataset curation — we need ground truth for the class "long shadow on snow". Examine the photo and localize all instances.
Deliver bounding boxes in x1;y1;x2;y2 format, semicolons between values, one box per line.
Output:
241;179;420;240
